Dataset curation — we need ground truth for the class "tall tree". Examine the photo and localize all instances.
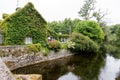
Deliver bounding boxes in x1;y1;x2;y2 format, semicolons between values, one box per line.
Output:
93;9;107;23
78;0;96;20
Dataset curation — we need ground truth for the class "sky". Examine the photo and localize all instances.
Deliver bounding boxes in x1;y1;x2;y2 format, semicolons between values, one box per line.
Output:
0;0;120;25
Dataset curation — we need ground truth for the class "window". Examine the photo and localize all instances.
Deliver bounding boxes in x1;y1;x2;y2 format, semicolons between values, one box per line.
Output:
25;37;32;44
0;34;4;44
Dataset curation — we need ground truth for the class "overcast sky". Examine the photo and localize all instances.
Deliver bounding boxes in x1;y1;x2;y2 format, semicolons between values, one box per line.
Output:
0;0;120;25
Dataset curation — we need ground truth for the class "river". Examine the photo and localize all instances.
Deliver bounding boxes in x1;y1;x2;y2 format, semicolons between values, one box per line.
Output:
12;54;120;80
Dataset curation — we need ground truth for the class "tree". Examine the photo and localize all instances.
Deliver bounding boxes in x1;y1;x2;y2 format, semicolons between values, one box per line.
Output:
93;9;107;23
78;0;96;20
78;0;107;25
63;18;72;35
48;18;74;35
68;32;99;53
114;25;120;46
74;20;105;43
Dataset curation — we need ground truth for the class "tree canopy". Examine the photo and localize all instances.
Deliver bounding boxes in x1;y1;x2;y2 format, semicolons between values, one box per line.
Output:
74;20;105;43
78;0;96;20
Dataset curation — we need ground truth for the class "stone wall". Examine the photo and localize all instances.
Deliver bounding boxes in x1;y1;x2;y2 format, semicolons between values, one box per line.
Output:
0;45;26;57
0;45;74;70
14;74;42;80
0;58;16;80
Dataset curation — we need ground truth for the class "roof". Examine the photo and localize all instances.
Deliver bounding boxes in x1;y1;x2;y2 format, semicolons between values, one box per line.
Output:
0;2;47;27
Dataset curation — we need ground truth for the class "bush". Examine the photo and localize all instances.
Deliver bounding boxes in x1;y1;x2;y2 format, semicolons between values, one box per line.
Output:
68;32;99;53
48;40;61;51
28;43;41;53
41;47;50;56
74;20;104;43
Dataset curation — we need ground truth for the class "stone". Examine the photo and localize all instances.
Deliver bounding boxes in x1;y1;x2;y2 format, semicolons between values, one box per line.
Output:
14;74;42;80
0;58;16;80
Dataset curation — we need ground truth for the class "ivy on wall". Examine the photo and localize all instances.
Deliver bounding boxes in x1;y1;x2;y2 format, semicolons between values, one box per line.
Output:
0;2;47;46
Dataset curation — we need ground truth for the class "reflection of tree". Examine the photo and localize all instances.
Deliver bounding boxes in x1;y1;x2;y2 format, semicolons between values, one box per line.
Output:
72;54;104;80
12;54;104;80
12;57;71;80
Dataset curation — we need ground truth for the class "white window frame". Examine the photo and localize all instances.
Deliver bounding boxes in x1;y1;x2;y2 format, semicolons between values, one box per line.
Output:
0;34;4;44
25;37;32;44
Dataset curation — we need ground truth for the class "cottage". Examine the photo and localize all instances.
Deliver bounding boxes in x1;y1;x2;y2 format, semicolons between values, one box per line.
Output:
0;2;47;45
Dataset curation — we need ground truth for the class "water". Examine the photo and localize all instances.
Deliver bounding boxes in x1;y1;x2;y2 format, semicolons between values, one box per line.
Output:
12;54;120;80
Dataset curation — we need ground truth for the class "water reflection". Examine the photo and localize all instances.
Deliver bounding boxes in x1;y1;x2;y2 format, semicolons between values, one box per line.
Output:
12;54;104;80
12;54;120;80
99;54;120;80
58;72;80;80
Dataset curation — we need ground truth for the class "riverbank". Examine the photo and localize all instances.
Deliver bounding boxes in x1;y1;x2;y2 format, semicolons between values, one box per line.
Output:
3;49;74;70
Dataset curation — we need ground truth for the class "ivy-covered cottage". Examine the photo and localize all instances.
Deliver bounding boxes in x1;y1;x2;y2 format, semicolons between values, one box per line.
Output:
0;2;47;45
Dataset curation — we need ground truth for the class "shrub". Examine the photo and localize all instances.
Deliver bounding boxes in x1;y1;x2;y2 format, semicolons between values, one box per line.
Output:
66;41;75;49
48;40;61;51
28;43;41;53
68;32;99;53
41;47;50;56
74;20;104;43
61;43;68;49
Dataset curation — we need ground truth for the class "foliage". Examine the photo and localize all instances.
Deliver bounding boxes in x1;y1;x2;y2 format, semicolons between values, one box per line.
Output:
103;24;120;57
47;27;58;39
115;25;120;46
62;18;73;35
0;2;47;46
28;43;41;53
58;34;69;42
61;43;68;49
48;18;81;35
68;32;99;53
66;41;75;49
93;9;107;23
106;24;120;47
74;20;104;43
41;47;50;56
0;20;1;22
48;40;61;51
104;44;118;54
48;21;63;34
78;0;96;20
78;0;107;24
2;13;9;19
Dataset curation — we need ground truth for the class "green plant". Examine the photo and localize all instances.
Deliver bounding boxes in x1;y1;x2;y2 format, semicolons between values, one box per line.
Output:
68;32;99;53
42;47;50;56
74;20;104;43
0;2;47;45
61;43;68;49
48;40;61;51
28;43;41;53
66;41;75;49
